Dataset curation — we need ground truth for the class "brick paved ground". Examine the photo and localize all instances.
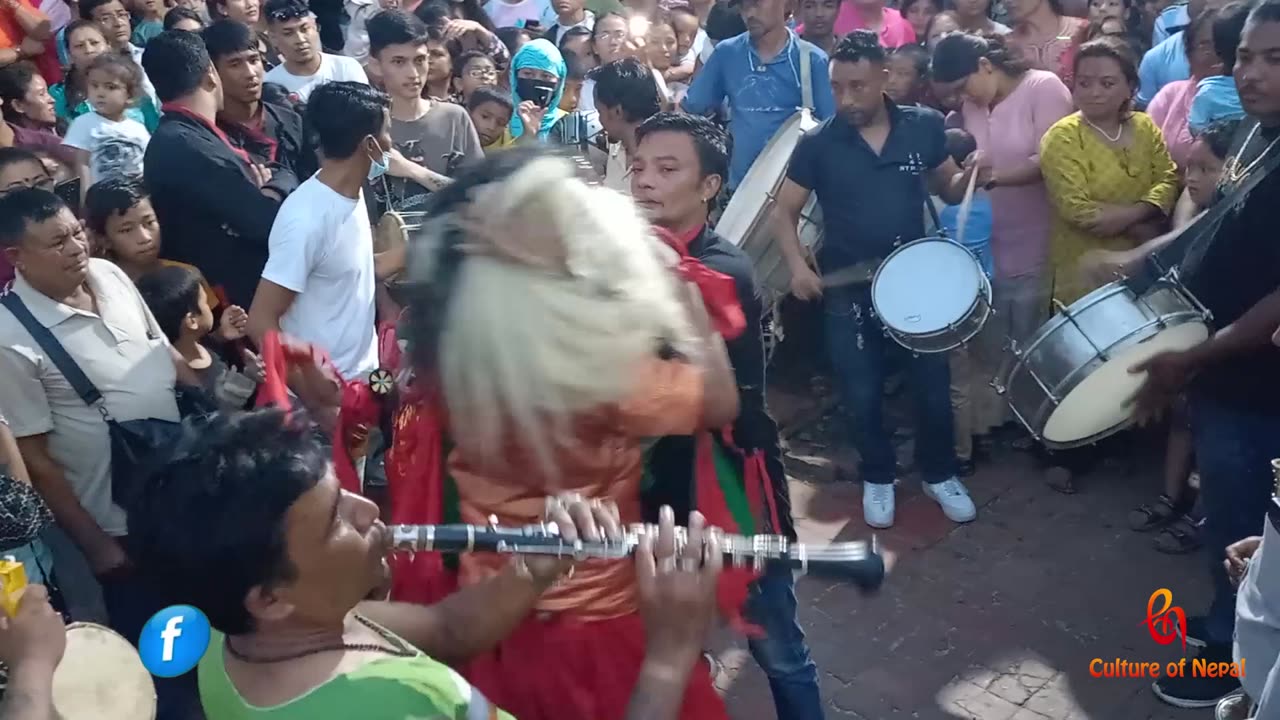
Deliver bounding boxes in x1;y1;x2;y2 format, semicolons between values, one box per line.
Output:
714;388;1218;720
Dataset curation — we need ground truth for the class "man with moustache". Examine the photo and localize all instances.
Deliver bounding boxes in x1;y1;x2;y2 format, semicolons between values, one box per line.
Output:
632;111;825;720
772;30;982;530
204;19;313;177
1086;0;1280;707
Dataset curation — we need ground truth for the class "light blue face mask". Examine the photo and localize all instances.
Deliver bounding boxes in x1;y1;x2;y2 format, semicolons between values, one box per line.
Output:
366;137;390;181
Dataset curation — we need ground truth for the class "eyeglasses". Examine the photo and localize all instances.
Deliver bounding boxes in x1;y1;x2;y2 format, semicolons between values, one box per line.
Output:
596;29;628;41
467;67;497;79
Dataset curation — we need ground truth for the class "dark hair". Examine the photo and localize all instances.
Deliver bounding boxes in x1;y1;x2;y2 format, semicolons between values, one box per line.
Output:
496;26;535;55
591;58;661;122
0;147;45;177
1185;6;1221;62
1072;37;1139;91
559;24;593;48
0;188;67;249
63;19;105;56
367;9;430;57
263;0;310;24
86;51;144;97
1197;118;1240;158
831;29;888;65
127;409;331;635
80;0;124;20
306;81;390;159
202;18;258;62
902;0;943;15
944;127;977;165
1216;1;1253;72
84;174;148;235
705;2;745;41
1248;0;1280;25
0;62;40;124
164;6;206;30
635;111;729;183
136;265;202;342
142;30;214;102
454;49;490;79
889;43;930;80
930;32;1028;83
466;84;513;114
412;0;495;33
413;1;448;27
562;42;588;80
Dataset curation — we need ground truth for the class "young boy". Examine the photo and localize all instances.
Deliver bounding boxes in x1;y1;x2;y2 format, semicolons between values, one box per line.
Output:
129;0;167;46
366;10;484;214
546;0;594;45
467;84;514;151
797;0;839;55
135;265;263;410
61;53;150;197
885;43;929;106
454;50;498;106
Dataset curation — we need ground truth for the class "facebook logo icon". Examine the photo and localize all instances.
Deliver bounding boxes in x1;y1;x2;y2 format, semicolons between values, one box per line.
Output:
138;605;211;678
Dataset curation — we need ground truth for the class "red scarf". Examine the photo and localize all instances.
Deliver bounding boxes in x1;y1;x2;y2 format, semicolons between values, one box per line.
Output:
161;103;254;167
659;225;746;341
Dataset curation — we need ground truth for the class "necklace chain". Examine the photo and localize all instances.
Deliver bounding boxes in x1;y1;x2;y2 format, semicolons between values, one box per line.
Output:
1224;122;1280;187
224;615;418;665
1084;116;1123;143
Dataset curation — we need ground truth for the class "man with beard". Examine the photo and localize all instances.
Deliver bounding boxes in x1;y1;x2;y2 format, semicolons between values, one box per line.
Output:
632;111;825;720
772;30;982;530
1085;0;1280;707
204;19;313;178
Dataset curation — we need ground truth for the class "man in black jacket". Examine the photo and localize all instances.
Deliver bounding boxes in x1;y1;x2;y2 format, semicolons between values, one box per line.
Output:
141;30;298;309
204;19;318;179
633;112;824;720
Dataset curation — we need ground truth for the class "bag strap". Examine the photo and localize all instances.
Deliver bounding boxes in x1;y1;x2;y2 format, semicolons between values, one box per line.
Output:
799;39;813;112
0;292;107;413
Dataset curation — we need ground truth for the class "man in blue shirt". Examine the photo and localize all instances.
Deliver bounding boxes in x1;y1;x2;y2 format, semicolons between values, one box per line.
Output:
1139;0;1232;106
680;0;835;191
772;30;982;530
1154;0;1190;45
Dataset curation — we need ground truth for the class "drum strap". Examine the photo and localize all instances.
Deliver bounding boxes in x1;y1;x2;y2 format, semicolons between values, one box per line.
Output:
799;42;813;112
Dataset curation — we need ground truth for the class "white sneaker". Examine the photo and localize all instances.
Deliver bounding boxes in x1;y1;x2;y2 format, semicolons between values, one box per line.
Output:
923;477;977;523
863;483;896;528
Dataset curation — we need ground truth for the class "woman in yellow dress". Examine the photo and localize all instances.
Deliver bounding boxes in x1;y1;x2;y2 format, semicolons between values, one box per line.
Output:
1040;37;1179;305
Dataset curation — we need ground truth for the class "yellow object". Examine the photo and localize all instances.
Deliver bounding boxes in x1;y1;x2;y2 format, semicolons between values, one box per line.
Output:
0;556;27;617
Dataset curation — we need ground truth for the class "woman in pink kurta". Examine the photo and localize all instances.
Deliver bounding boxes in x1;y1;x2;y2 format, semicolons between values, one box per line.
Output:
1144;6;1224;169
931;32;1074;429
798;0;917;47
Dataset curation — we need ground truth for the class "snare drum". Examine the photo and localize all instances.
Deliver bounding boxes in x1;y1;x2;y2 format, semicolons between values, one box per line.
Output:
53;622;156;720
999;273;1210;448
871;237;992;353
716;109;823;295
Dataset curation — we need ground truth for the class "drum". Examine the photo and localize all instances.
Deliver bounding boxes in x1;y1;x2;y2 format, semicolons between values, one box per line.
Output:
53;622;156;720
871;237;992;353
998;272;1211;449
715;109;823;295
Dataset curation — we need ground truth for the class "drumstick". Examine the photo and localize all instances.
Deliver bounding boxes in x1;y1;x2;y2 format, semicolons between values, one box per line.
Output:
955;162;980;249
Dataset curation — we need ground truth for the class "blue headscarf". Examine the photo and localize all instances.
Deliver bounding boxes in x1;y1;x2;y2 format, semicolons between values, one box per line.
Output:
508;39;567;141
1189;75;1245;135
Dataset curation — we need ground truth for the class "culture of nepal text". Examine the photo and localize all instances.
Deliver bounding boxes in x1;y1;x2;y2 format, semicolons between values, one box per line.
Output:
1089;657;1246;679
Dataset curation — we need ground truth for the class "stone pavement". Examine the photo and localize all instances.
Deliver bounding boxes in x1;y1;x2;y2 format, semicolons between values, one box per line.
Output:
714;390;1218;720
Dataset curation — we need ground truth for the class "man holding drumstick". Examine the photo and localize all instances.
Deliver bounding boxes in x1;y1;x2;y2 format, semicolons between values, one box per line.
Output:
1083;0;1280;708
773;30;985;530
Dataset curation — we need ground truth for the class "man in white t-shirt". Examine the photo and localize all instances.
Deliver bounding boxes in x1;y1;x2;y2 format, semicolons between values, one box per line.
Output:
247;81;393;381
263;0;368;104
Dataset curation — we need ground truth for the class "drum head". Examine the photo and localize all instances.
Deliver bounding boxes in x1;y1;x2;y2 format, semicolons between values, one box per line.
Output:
1041;321;1209;445
53;623;156;720
717;109;818;247
374;212;407;255
873;239;981;334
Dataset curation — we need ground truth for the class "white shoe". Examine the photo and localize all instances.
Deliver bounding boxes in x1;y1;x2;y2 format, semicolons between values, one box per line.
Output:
1214;690;1252;720
863;483;896;528
923;477;977;523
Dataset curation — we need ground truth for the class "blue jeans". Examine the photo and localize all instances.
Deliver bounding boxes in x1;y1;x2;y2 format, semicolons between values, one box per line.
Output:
745;565;824;720
823;286;957;485
1189;392;1280;647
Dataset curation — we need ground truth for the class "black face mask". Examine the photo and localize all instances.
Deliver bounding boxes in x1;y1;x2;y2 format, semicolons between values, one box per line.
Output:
516;77;558;108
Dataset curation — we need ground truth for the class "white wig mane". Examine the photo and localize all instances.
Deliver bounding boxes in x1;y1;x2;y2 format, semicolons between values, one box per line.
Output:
432;155;697;478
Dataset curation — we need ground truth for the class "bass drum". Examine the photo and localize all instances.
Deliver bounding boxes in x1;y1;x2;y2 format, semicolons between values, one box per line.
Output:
998;273;1210;448
715;109;823;296
53;623;157;720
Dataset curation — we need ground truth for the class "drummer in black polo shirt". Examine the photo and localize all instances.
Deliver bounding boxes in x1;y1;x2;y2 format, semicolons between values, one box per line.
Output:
1083;1;1280;708
772;30;986;531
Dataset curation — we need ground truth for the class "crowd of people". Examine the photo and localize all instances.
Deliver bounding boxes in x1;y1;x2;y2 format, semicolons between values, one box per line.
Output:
0;0;1277;715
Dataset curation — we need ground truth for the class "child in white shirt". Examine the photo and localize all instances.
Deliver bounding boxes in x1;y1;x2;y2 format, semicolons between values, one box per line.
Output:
61;52;151;197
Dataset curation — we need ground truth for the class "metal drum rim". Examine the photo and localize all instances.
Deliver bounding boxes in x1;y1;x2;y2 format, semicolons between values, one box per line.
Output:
717;108;818;245
873;236;992;353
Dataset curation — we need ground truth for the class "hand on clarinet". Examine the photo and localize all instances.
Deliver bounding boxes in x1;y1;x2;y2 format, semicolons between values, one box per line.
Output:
527;494;625;589
636;506;721;673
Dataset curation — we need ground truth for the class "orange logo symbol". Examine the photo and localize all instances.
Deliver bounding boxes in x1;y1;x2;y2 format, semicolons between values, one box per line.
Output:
1142;588;1186;651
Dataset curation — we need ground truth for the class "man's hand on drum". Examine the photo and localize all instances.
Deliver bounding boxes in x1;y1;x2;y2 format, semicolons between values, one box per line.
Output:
1127;349;1196;423
1078;247;1135;286
788;261;823;301
0;585;65;673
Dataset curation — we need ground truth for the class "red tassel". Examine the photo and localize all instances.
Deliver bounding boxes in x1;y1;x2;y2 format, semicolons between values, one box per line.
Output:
675;259;747;341
691;433;763;637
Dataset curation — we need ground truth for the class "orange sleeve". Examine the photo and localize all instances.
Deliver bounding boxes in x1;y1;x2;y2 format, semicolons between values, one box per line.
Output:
614;358;704;439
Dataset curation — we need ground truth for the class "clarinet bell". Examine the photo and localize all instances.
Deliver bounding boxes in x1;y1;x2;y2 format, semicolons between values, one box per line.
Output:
801;541;887;595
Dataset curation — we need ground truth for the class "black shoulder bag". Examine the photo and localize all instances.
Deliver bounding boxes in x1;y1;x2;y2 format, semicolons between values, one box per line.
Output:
0;292;214;514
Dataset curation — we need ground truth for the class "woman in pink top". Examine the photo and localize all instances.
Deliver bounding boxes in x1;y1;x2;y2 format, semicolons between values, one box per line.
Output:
930;32;1074;423
1146;6;1223;169
1006;0;1087;85
805;0;917;48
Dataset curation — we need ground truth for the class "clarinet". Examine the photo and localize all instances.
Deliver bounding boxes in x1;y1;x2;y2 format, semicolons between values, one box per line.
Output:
390;523;887;593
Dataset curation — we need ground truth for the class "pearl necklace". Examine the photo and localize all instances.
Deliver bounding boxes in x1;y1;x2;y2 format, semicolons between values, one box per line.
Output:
1084;116;1123;143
